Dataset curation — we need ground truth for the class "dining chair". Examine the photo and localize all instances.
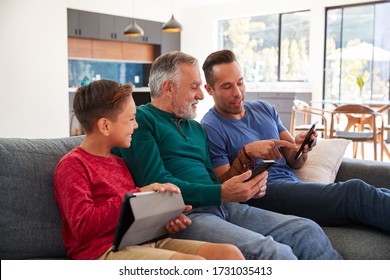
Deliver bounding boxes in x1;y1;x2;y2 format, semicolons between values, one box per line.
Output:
382;124;390;159
329;104;384;161
290;100;330;138
383;124;390;136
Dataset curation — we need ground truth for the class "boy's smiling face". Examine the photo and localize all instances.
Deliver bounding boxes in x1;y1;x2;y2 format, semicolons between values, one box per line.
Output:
109;96;138;148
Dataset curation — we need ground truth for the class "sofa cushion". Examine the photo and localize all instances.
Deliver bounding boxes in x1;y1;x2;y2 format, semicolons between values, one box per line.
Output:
293;139;351;183
323;225;390;260
0;136;83;259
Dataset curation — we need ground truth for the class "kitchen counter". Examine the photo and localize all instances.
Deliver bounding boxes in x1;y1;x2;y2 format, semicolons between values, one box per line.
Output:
68;86;150;92
246;82;311;94
133;87;150;92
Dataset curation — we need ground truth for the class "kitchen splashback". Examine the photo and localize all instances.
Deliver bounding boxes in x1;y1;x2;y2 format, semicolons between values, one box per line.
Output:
68;59;152;88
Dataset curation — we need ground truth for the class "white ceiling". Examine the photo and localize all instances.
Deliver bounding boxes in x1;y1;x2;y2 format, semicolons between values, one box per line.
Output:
67;0;245;22
148;0;242;12
175;0;237;9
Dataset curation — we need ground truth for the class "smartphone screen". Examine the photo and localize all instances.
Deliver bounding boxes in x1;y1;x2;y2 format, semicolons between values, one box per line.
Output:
244;160;276;182
294;123;316;160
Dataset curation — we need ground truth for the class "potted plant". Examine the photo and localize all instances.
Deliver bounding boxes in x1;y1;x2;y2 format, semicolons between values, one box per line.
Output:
354;70;370;97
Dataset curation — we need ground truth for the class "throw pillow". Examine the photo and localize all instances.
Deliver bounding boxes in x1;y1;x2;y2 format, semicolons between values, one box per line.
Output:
292;139;351;184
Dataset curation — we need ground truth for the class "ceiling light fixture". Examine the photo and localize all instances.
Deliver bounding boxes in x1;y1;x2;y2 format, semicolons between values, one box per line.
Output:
124;19;144;37
162;15;182;32
162;0;182;32
124;0;144;37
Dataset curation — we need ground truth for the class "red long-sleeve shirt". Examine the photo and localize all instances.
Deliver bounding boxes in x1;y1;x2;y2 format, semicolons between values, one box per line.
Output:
54;147;140;259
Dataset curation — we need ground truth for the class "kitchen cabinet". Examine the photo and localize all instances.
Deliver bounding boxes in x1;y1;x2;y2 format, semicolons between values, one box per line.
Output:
92;40;123;60
67;9;180;57
98;15;162;45
161;32;181;54
126;19;162;45
68;37;92;58
124;18;145;44
67;10;174;48
143;20;162;45
68;37;155;61
67;9;99;39
132;88;151;106
99;14;131;41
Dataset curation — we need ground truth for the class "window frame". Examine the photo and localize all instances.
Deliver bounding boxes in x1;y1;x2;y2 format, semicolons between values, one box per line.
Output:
217;9;310;84
322;0;390;101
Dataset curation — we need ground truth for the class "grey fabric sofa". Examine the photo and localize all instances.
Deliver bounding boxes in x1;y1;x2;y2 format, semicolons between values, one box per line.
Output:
0;136;389;259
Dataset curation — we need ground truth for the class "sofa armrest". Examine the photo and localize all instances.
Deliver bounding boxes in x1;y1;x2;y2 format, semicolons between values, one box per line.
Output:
335;158;390;189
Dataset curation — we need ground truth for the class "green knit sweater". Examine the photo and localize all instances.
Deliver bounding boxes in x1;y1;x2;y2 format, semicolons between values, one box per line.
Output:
115;103;222;208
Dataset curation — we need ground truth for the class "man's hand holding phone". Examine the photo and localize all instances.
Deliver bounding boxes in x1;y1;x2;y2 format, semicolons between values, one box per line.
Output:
294;123;317;160
244;160;276;182
221;161;272;202
246;160;275;199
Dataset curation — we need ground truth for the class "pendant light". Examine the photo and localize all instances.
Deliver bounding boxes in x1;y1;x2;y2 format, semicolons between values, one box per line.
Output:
124;0;144;37
124;19;144;37
162;0;182;32
162;15;182;32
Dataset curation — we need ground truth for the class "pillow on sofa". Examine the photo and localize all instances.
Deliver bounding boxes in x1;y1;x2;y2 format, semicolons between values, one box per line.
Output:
292;139;351;184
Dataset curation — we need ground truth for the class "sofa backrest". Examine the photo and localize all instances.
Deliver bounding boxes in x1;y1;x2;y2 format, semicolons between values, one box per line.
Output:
336;158;390;188
0;136;83;259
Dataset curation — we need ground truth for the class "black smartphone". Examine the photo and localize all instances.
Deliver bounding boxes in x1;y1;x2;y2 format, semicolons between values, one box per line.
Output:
244;160;276;182
294;123;316;160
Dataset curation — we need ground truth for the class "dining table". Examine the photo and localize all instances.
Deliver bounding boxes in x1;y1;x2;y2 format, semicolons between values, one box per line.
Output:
313;99;390;160
318;99;390;113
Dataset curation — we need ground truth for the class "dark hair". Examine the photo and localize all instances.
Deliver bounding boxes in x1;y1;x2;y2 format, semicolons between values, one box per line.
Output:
202;50;237;88
73;80;133;133
148;51;198;98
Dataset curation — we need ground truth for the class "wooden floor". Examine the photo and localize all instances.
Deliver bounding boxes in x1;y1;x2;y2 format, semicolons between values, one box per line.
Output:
343;141;390;162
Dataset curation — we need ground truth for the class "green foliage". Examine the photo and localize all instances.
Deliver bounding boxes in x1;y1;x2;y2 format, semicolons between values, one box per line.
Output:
356;76;365;91
356;76;365;92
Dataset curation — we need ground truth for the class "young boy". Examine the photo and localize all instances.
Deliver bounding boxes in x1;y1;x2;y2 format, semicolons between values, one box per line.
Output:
54;80;244;260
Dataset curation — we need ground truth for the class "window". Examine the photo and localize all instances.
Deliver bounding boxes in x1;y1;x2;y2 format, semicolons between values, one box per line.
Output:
324;1;390;101
218;10;310;84
280;11;310;81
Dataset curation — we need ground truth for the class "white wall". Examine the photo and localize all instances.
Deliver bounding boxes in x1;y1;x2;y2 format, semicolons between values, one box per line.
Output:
0;0;378;138
0;0;69;138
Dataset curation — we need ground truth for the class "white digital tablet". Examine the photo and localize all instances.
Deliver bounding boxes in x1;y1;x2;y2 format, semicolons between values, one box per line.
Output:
112;191;186;252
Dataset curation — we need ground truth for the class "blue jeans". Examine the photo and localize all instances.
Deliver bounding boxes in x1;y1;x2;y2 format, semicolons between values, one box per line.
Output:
247;179;390;232
171;202;341;260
